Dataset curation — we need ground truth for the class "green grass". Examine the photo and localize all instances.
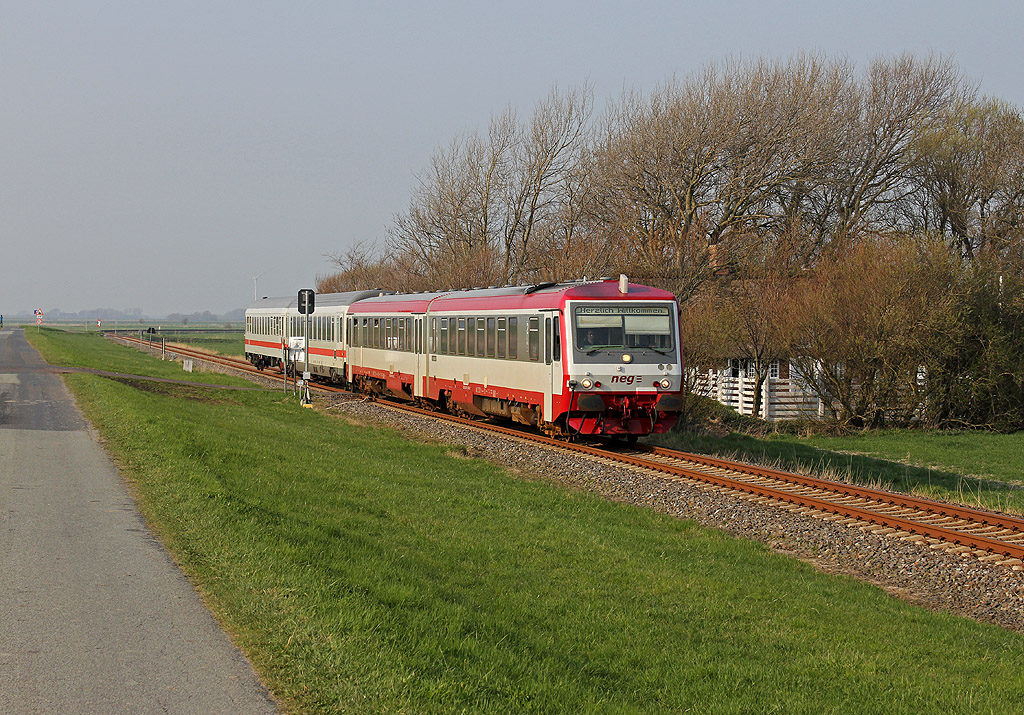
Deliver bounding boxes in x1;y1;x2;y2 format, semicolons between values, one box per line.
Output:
27;327;251;386
162;332;245;357
26;329;1024;713
650;427;1024;515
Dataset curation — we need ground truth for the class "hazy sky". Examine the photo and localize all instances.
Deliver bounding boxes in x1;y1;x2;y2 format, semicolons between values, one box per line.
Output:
3;1;1022;317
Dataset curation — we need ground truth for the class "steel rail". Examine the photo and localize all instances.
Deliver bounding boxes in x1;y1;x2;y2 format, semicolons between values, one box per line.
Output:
636;445;1024;535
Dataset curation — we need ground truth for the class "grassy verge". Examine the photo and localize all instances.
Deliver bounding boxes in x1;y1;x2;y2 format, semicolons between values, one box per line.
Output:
28;327;251;386
650;426;1024;515
27;330;1024;713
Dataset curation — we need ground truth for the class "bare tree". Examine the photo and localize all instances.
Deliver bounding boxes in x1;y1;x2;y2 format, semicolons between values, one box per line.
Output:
912;97;1024;260
384;87;594;290
789;235;961;427
816;54;969;243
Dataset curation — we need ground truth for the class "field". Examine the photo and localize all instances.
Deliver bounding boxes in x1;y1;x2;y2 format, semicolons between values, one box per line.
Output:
33;322;246;358
25;329;1024;714
651;426;1024;516
160;330;244;357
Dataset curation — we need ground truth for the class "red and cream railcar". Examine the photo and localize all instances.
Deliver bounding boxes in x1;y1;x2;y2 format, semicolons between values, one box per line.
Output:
345;278;683;438
244;291;385;378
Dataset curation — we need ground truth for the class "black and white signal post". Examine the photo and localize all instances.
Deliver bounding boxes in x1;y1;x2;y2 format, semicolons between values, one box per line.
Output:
297;289;315;405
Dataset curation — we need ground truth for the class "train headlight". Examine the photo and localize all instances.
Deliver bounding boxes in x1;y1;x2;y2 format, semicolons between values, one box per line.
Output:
580;378;594;389
659;378;671;389
621;353;633;363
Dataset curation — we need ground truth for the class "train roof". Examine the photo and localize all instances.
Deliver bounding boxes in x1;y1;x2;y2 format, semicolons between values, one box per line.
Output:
246;290;390;312
348;278;677;314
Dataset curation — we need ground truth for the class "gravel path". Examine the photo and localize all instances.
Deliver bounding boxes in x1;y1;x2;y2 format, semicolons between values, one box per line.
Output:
134;344;1024;634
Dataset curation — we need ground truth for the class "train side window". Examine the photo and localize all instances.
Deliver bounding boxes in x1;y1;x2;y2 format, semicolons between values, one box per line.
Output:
458;318;466;355
431;318;437;353
476;318;486;356
398;317;406;351
545;317;552;365
440;318;449;355
486;317;496;357
528;317;540;361
553;319;561;362
497;317;506;358
466;318;476;355
449;318;458;355
509;317;518;359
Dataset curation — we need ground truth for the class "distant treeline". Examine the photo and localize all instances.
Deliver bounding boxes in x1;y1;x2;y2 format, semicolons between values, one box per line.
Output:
16;308;245;322
319;53;1024;431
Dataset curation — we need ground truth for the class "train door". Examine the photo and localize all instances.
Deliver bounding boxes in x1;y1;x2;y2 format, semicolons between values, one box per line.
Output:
544;314;561;419
414;316;425;397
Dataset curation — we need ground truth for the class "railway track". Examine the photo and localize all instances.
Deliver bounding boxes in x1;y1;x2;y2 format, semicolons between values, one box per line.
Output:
110;333;1024;567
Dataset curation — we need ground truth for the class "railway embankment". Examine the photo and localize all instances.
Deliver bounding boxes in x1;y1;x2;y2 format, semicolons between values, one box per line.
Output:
26;328;1024;713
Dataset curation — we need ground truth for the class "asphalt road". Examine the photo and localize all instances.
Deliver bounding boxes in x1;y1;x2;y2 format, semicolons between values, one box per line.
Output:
0;328;279;714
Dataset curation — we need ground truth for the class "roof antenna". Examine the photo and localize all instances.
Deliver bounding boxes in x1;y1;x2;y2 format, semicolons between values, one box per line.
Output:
618;274;628;294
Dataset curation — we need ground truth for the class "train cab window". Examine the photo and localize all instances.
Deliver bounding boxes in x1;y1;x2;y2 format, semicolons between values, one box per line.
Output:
528;317;540;361
553;320;561;362
509;317;518;359
486;317;496;357
497;318;506;358
476;319;486;356
467;318;476;355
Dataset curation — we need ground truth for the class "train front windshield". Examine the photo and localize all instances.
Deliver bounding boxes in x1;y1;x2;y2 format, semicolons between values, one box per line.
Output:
573;304;675;357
